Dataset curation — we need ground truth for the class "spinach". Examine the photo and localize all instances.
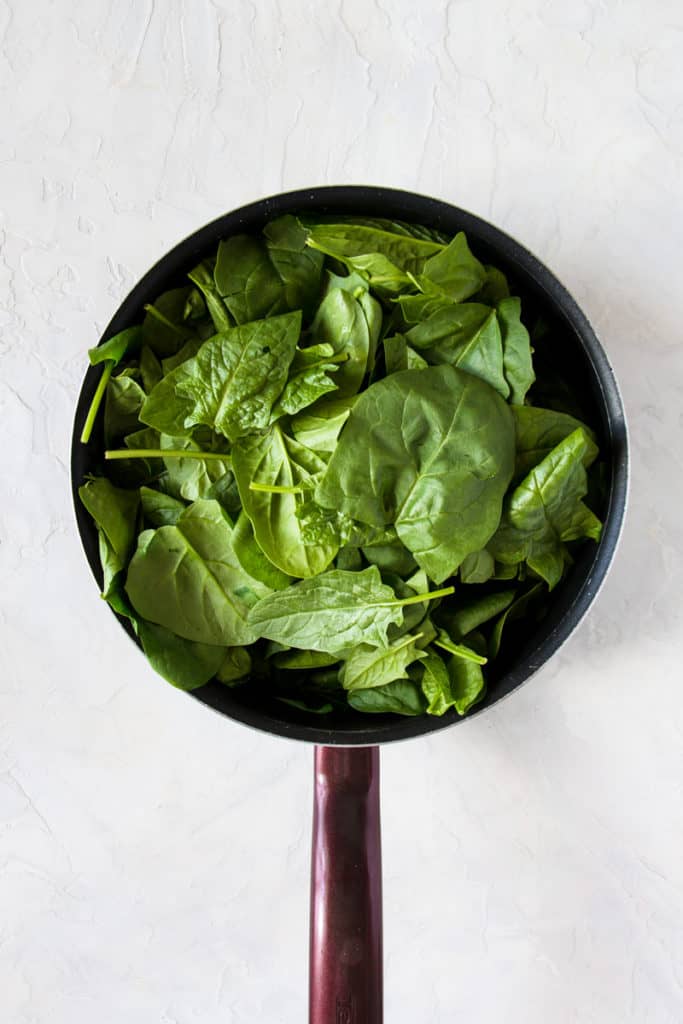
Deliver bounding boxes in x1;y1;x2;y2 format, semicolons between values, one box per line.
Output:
247;566;453;654
232;424;337;577
289;396;355;452
141;311;301;441
316;366;515;583
125;499;268;645
79;215;604;718
263;214;325;317
305;222;443;275
498;296;535;404
214;235;285;324
137;620;227;691
413;231;486;303
104;375;147;446
80;326;141;443
310;289;373;397
512;406;598;480
419;650;486;716
348;679;426;715
272;343;341;417
187;262;233;333
340;633;426;691
142;287;204;356
489;428;602;588
140;486;186;527
79;478;139;593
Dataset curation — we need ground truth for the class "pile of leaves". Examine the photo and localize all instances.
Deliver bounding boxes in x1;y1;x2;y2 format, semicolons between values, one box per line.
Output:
78;215;603;717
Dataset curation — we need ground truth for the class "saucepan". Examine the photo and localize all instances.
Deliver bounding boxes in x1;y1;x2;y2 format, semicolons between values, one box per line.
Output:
71;186;628;1022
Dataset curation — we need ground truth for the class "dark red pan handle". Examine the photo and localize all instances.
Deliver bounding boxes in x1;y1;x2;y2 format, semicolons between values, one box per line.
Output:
309;745;382;1024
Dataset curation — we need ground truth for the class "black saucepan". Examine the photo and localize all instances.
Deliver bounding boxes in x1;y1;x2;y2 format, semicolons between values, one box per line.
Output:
71;187;628;1023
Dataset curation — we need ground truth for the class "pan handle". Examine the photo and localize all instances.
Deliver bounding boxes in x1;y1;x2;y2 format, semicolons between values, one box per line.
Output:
309;745;382;1024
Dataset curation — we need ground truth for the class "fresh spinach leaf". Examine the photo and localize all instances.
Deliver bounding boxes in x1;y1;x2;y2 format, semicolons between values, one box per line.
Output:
340;633;426;691
216;646;252;684
290;396;355;452
214;235;285;324
137;620;227;690
263;214;325;317
126;499;269;645
305;223;443;276
232;509;293;590
489;428;603;588
348;679;426;715
316;366;515;583
459;549;495;584
188;262;233;332
140;486;187;527
141;311;301;441
232;424;337;578
272;343;340;418
498;296;535;405
512;405;598;480
248;565;451;654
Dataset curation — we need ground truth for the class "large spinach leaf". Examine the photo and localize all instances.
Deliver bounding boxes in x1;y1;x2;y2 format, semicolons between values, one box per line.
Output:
316;366;515;583
126;499;269;645
141;311;300;441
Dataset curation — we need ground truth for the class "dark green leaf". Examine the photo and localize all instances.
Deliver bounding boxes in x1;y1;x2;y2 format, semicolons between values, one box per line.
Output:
263;214;325;317
340;633;426;691
232;509;293;590
216;646;252;684
489;428;603;588
290;396;355;452
140;485;187;527
126;499;270;645
138;620;226;690
459;549;495;583
104;374;146;446
498;296;535;405
141;312;301;441
489;582;545;659
513;406;599;480
139;345;163;393
142;288;200;357
316;366;515;583
247;566;405;654
272;649;339;670
232;424;337;578
214;235;285;324
188;261;233;332
272;343;340;418
348;679;426;715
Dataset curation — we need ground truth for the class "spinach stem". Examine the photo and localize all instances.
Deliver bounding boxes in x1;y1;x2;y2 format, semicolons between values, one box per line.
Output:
105;449;229;460
434;637;488;665
143;303;185;335
394;584;454;607
80;360;114;443
249;482;305;494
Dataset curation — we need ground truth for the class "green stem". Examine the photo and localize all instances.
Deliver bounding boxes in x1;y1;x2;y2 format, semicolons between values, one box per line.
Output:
434;637;488;665
249;482;305;494
80;360;114;443
143;303;185;335
105;449;229;461
393;584;454;608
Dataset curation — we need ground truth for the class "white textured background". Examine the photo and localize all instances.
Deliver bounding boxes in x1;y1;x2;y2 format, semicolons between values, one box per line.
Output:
2;1;682;1021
